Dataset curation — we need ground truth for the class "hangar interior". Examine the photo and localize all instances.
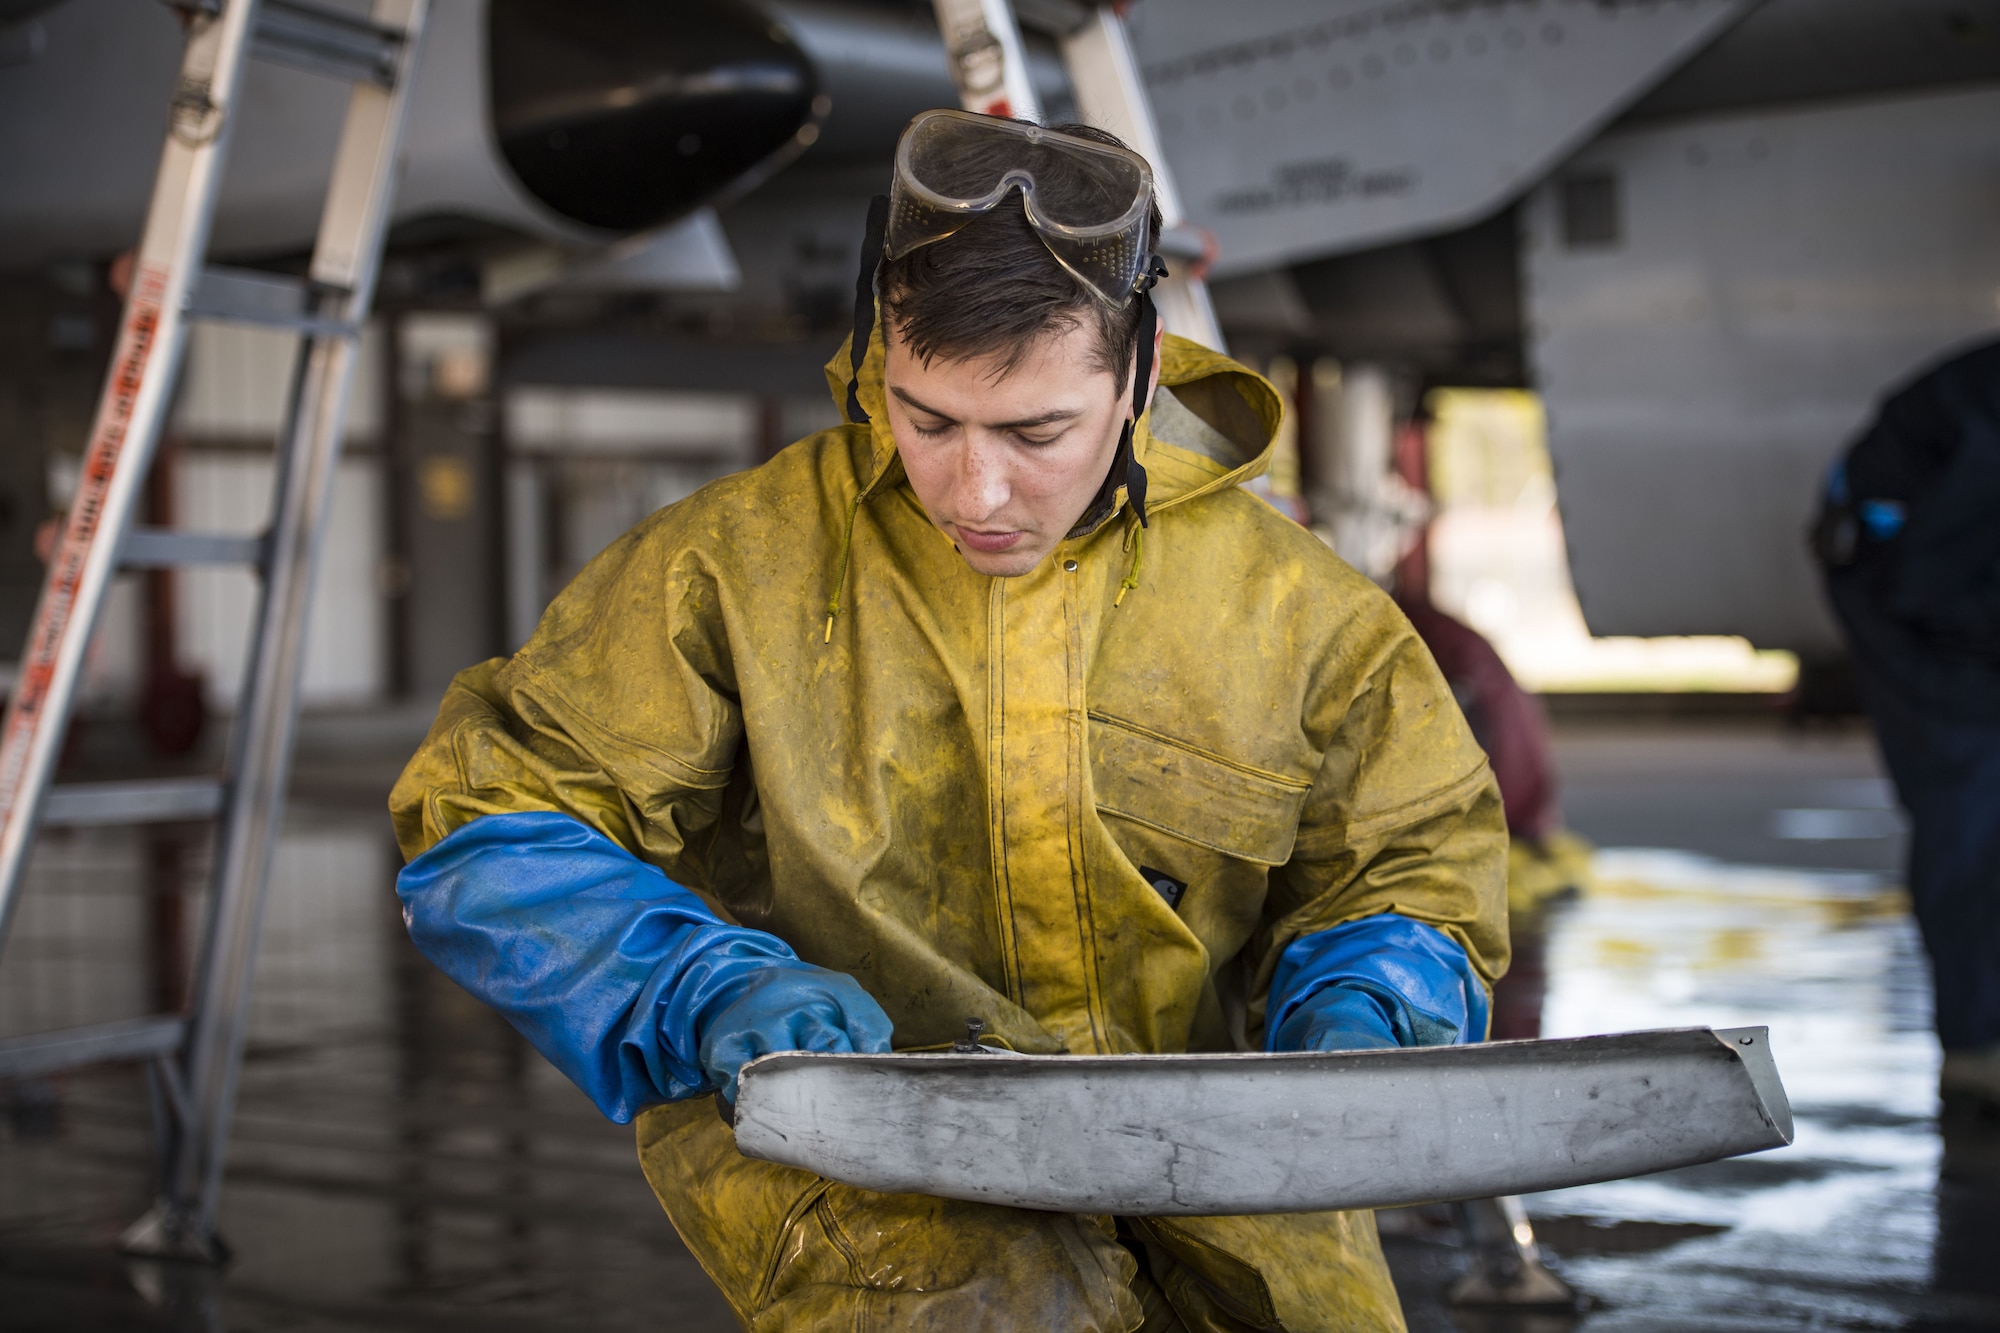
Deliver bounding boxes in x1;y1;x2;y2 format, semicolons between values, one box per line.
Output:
1;0;1998;1328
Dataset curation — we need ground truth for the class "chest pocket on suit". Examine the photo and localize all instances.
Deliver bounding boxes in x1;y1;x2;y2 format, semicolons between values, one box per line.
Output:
1087;712;1313;867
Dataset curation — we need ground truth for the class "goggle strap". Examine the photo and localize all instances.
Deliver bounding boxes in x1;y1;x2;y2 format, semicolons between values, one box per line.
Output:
1123;279;1161;528
846;194;891;426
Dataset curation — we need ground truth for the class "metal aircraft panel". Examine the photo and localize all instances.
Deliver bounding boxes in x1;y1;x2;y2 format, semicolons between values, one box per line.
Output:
1123;0;1748;276
1526;82;2000;652
731;1027;1793;1215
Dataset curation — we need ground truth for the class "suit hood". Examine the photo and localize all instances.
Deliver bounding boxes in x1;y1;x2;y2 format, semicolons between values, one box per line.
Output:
821;324;1285;519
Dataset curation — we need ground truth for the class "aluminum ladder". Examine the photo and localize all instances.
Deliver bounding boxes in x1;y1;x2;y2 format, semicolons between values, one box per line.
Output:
0;0;428;1262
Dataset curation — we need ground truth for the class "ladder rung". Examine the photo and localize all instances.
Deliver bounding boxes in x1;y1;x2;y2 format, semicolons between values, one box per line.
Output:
42;778;227;827
253;0;405;87
0;1015;186;1080
185;265;360;337
121;527;267;569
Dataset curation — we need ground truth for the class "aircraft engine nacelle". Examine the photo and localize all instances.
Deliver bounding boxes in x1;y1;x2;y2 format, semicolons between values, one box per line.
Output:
486;0;819;235
0;0;824;267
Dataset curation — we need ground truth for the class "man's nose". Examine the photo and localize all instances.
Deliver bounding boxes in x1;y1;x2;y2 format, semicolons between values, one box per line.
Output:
953;432;1012;520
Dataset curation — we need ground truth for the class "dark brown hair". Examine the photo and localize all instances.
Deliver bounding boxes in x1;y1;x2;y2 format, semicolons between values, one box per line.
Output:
880;122;1164;382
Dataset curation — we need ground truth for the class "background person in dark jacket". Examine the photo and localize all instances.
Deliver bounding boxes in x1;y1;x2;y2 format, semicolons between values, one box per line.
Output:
1816;336;2000;1118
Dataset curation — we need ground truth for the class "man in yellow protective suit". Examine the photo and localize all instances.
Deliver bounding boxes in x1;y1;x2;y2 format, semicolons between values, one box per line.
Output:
390;112;1508;1332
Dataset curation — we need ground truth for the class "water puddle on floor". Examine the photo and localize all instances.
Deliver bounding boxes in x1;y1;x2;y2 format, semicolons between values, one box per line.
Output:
1472;848;1999;1332
7;820;1998;1331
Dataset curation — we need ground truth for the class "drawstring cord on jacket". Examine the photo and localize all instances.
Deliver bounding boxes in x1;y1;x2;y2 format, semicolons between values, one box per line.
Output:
826;196;890;645
824;493;863;643
1116;512;1145;607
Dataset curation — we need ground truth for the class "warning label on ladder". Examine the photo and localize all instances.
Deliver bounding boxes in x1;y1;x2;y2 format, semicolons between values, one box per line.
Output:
0;263;170;813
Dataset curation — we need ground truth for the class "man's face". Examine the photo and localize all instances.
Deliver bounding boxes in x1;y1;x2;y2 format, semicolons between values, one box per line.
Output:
886;318;1151;578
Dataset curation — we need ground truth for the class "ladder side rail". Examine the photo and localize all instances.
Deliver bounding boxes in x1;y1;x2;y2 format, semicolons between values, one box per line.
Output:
1059;9;1183;227
169;0;430;1238
1057;6;1226;352
117;323;324;1262
0;0;266;945
157;311;323;1241
931;0;1043;120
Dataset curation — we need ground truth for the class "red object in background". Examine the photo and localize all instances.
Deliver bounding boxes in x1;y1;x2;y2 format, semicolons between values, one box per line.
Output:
1406;599;1564;1045
1388;408;1558;841
1390;417;1431;604
1398;600;1560;842
1387;406;1566;1043
1488;918;1550;1042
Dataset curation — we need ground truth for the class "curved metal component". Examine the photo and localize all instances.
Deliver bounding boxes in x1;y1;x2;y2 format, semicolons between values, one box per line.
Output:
761;0;960;158
1715;1025;1794;1144
732;1026;1794;1216
487;0;820;234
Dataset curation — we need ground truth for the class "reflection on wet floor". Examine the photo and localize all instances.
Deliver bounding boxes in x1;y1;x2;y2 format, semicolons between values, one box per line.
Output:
1385;848;2000;1333
2;722;1998;1331
1;808;740;1332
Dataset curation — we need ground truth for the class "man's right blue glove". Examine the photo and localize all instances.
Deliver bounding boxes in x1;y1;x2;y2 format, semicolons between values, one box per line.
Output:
398;810;894;1122
695;961;893;1105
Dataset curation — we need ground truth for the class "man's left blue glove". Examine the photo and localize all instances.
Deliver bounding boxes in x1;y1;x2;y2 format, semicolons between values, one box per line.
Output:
1266;913;1489;1054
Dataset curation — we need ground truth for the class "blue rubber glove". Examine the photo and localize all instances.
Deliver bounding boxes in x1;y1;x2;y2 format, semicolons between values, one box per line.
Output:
696;964;893;1105
397;811;892;1121
1266;913;1489;1053
1272;986;1404;1051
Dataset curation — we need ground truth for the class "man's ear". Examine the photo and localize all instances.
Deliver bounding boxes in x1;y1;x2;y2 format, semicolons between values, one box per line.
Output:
1143;318;1166;414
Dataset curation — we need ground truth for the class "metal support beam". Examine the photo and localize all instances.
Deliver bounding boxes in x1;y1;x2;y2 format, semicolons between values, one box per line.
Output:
42;779;228;826
0;1016;186;1081
186;265;360;338
1059;5;1225;350
931;0;1042;120
253;0;403;86
121;527;267;569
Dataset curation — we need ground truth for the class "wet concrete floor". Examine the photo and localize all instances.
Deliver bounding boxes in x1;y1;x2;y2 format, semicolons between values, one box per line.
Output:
2;715;1996;1330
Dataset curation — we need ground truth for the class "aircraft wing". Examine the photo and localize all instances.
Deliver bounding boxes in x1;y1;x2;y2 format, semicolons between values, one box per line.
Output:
1125;0;1754;274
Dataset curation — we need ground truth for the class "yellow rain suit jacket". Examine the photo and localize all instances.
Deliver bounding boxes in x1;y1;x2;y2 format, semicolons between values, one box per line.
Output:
391;332;1509;1331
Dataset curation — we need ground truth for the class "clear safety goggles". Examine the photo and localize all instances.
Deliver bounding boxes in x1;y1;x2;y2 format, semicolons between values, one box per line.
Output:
888;109;1157;309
